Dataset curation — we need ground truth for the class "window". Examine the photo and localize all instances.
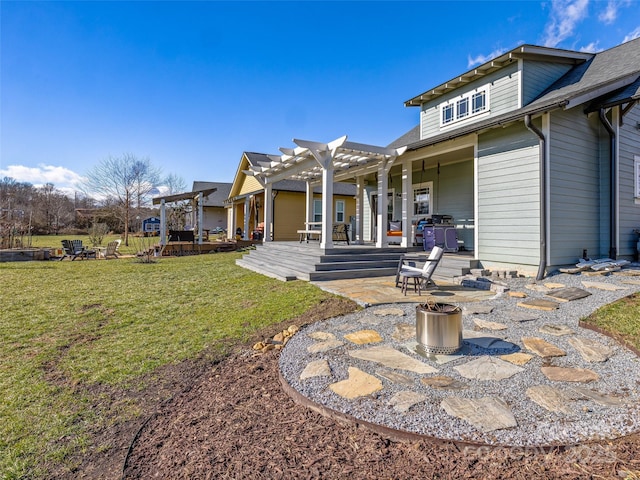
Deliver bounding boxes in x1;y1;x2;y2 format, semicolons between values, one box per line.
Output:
412;182;433;221
335;200;345;222
313;199;322;223
472;91;485;113
440;85;489;127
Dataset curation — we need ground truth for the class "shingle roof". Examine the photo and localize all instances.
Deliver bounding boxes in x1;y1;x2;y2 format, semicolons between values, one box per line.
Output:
387;125;420;149
191;182;233;207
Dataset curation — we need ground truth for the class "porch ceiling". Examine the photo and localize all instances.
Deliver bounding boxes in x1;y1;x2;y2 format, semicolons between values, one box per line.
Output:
245;136;406;184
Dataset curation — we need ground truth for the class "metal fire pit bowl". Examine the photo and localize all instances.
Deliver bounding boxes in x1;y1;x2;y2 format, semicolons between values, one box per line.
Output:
415;303;462;356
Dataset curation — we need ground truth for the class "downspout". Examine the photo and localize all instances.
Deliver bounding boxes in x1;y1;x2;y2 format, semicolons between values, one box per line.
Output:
524;114;547;281
598;108;617;260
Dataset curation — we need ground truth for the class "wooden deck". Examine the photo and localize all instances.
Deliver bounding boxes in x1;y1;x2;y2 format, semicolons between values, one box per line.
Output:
159;240;256;256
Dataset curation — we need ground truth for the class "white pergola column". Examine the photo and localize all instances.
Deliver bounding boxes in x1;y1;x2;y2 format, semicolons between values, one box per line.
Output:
320;165;334;249
229;203;236;240
160;199;166;246
401;158;412;247
305;180;313;226
355;175;365;245
243;197;250;240
263;183;273;242
376;163;388;248
197;192;203;245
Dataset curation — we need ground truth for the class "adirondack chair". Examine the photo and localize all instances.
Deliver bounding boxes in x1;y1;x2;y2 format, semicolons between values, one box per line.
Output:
60;239;95;260
396;246;444;295
104;240;121;259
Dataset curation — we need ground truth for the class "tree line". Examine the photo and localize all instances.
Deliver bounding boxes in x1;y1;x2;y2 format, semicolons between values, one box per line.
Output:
1;154;187;248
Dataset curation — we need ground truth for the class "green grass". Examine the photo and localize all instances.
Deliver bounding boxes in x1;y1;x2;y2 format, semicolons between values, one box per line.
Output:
0;251;341;479
583;293;640;352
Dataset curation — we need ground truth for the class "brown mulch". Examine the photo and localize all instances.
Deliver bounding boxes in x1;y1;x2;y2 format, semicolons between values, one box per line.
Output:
54;297;640;479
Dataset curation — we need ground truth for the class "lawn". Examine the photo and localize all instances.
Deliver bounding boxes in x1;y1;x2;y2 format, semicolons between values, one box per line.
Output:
0;249;345;479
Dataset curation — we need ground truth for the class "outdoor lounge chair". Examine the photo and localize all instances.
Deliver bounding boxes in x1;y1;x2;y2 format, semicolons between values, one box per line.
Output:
104;239;121;259
60;239;96;260
395;246;444;295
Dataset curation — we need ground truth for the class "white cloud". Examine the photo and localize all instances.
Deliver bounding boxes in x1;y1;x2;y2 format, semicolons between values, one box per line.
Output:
542;0;590;47
579;41;602;52
598;0;618;24
0;164;85;189
623;26;640;43
467;48;509;68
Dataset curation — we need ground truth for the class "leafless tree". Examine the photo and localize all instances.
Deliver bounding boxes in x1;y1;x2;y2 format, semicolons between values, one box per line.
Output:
84;154;162;246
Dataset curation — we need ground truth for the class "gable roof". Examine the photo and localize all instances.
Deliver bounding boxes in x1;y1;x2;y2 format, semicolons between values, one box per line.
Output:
191;182;232;207
405;38;640;152
387;125;420;149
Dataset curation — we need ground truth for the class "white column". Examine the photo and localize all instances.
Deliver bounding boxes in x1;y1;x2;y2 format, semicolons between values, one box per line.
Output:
160;199;166;246
243;196;250;240
401;158;412;247
305;181;313;226
355;176;365;245
197;192;203;245
263;184;273;242
320;166;334;249
376;163;388;248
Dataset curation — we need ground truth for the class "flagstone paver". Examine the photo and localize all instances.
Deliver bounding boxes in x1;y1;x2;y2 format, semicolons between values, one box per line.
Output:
300;359;332;380
517;298;560;311
375;369;414;386
463;304;494;315
421;375;467;390
508;291;527;298
454;356;524;381
570;386;627;407
473;317;508;330
391;323;415;341
522;337;566;357
344;329;383;345
357;316;383;326
389;391;427;412
329;367;383;399
541;366;600;383
500;352;534;365
348;346;438;374
538;324;574;336
507;310;539;322
441;397;517;432
567;336;614;362
545;287;592;302
544;282;566;289
526;385;574;414
582;281;628;291
308;331;336;341
307;338;345;354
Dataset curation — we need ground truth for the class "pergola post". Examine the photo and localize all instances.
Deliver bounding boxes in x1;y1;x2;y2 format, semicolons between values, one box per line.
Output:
376;163;388;248
160;199;166;246
401;158;412;247
320;165;334;249
263;183;273;242
197;192;204;245
243;197;250;240
355;176;365;244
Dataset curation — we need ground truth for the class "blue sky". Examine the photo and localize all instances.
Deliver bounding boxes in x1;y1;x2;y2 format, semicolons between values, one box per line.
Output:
2;1;639;196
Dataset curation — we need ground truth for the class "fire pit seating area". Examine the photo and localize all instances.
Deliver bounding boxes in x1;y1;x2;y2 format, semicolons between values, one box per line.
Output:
395;246;444;296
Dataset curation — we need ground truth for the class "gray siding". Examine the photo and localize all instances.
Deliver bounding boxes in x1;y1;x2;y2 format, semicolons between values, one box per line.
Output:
420;62;520;139
477;124;540;266
548;108;604;265
618;103;640;258
521;61;573;105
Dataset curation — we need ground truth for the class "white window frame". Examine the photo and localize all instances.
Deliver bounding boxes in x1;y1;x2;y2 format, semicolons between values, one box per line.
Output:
335;200;345;223
412;181;434;222
313;199;322;223
440;84;490;127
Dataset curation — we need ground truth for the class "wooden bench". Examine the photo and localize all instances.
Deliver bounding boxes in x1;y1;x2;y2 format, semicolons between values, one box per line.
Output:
298;229;322;243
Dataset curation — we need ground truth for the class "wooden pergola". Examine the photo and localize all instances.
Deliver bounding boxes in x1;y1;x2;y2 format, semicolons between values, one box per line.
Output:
152;187;217;246
245;136;406;249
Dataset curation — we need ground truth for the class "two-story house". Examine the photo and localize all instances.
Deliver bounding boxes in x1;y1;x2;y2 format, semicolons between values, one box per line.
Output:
238;38;640;280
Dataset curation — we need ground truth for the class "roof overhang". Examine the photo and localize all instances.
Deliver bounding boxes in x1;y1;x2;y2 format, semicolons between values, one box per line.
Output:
404;44;593;107
152;187;217;205
245;136;407;184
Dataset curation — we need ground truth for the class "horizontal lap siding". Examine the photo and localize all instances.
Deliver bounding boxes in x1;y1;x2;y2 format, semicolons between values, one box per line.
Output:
521;61;573;105
619;103;640;257
420;63;520;139
436;161;475;249
478;124;540;265
549;109;603;264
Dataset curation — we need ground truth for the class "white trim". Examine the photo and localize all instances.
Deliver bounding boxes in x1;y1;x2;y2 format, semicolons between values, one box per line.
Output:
473;138;479;260
439;84;490;128
335;199;345;223
411;181;434;222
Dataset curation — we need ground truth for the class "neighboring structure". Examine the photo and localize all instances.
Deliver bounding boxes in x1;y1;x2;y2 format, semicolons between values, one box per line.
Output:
191;181;232;232
225;152;357;242
243;38;640;278
142;216;161;234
